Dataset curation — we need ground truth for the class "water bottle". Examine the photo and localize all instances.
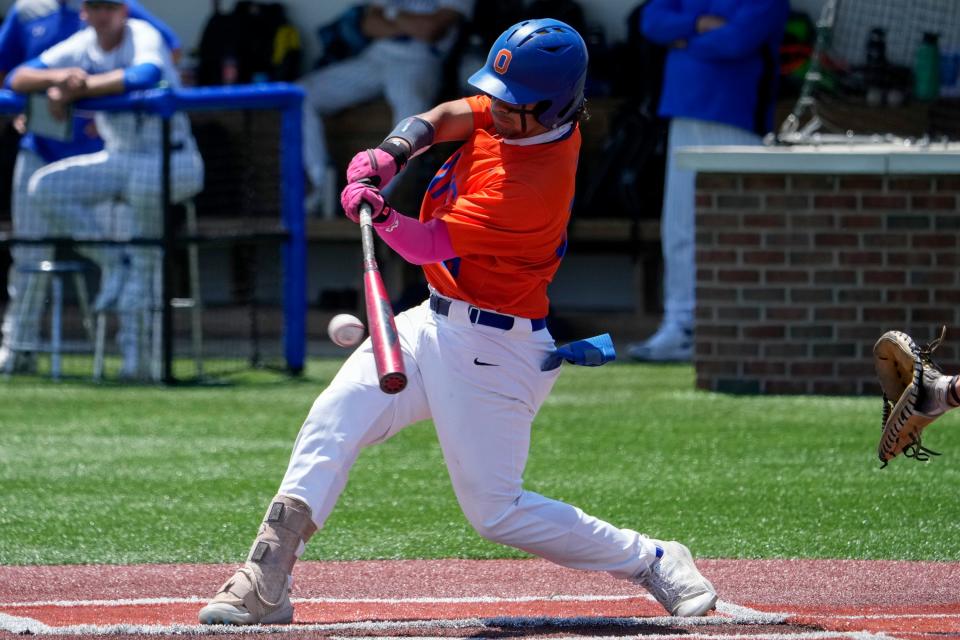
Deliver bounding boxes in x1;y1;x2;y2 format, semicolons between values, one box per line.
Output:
914;32;941;101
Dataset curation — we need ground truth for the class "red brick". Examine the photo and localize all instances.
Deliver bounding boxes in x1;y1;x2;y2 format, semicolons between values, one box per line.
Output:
937;253;960;267
696;249;737;264
910;271;955;285
766;307;808;320
864;233;910;247
838;288;882;303
697;174;740;190
815;307;857;321
839;362;876;377
839;176;884;190
743;250;786;265
912;234;957;249
789;251;834;266
717;270;760;283
717;232;761;246
743;288;786;302
718;307;761;321
886;289;930;304
839;251;883;266
743;213;787;227
764;343;809;357
791;361;834;376
791;175;837;190
765;195;810;210
863;307;908;322
745;361;787;375
814;270;857;284
814;232;859;246
911;309;957;323
888;177;934;192
791;213;836;228
887;252;932;267
887;214;932;230
839;215;883;229
700;213;739;228
718;343;760;357
789;325;834;339
695;193;714;209
861;195;907;209
697;324;739;338
697;268;715;283
839;325;888;341
765;232;811;247
934;176;960;192
935;290;960;304
911;195;957;210
765;270;809;284
743;175;787;190
814;195;858;209
697;287;738;302
791;288;835;303
718;195;763;210
744;325;785;339
864;271;906;285
697;360;740;376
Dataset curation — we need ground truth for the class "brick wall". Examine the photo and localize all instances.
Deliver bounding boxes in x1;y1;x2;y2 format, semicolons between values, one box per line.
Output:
694;173;960;395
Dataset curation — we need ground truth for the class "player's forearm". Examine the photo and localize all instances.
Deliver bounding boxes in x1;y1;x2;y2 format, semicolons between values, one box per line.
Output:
81;69;126;97
375;212;456;265
9;67;72;93
361;6;402;39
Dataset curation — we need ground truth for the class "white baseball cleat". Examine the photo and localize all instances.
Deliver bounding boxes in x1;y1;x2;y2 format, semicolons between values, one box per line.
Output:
627;324;693;362
635;540;717;617
197;567;294;625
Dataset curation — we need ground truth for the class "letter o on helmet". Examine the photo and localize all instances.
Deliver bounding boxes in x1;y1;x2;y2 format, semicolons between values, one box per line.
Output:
468;18;589;129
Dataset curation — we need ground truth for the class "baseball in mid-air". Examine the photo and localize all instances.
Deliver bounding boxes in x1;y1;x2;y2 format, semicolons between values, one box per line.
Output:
328;313;365;348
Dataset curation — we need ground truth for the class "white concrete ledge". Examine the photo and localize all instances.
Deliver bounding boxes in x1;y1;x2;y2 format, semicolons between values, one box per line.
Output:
676;142;960;174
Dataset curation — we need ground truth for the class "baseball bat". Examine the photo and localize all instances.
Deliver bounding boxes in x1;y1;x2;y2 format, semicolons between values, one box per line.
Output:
358;199;407;394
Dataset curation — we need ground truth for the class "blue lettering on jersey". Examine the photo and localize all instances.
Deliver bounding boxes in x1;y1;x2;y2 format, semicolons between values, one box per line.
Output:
443;257;461;279
427;151;461;201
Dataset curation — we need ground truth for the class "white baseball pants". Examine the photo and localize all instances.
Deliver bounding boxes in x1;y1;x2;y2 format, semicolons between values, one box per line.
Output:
279;297;658;579
660;117;761;329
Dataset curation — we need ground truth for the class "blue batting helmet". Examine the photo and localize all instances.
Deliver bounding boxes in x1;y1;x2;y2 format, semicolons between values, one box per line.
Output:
468;18;588;129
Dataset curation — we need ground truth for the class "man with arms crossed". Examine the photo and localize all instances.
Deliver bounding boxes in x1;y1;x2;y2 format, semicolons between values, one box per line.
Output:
199;19;716;625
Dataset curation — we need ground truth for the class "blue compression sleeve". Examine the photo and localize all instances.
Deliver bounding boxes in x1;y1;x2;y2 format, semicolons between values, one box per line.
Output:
123;63;162;90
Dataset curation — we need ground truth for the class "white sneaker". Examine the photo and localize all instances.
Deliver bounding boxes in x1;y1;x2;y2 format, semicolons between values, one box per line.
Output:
0;346;37;374
635;540;717;617
627;324;693;362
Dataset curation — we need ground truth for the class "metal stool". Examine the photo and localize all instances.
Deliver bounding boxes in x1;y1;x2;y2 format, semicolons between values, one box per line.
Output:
12;260;96;379
92;200;204;381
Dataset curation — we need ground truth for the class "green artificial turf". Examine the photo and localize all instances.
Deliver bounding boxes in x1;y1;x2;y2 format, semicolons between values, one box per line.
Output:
1;358;958;565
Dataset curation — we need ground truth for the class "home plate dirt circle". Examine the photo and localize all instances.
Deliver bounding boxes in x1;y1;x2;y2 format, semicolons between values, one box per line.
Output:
0;558;958;638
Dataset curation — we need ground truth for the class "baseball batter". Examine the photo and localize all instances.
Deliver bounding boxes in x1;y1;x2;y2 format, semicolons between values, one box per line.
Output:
8;0;203;378
0;0;181;374
199;19;717;626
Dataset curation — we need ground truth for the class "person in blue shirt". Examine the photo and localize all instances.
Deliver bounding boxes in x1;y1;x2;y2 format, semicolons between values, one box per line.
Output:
0;0;180;374
627;0;788;363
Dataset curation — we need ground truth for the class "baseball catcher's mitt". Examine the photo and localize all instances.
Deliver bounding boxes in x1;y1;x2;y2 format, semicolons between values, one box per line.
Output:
873;326;947;467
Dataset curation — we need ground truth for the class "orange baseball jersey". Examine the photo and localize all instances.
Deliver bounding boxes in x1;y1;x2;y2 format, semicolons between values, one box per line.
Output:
421;94;581;319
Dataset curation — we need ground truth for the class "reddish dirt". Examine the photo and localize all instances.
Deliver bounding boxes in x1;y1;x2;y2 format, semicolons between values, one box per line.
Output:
0;558;957;639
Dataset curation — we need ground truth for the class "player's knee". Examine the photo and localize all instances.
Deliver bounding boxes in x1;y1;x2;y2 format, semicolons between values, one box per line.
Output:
461;496;523;544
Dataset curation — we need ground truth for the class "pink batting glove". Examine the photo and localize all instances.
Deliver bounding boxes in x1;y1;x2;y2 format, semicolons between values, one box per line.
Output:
346;148;398;188
340;181;389;224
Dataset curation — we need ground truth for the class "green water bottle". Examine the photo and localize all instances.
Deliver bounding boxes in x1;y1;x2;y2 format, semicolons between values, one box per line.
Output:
915;32;941;101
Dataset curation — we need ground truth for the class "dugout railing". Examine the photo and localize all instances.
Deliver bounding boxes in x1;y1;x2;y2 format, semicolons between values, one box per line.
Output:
0;84;307;383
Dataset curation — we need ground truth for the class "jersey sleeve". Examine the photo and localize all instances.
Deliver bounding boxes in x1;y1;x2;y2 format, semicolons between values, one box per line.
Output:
38;31;86;68
128;21;166;68
435;179;560;258
0;8;25;74
465;94;493;133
